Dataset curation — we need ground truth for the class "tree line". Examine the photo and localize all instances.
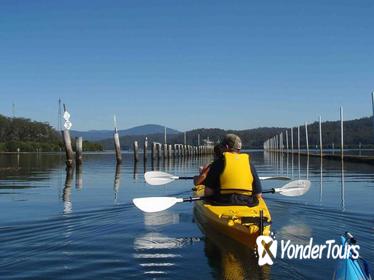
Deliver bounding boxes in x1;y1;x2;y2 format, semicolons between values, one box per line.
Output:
0;114;103;152
98;116;374;150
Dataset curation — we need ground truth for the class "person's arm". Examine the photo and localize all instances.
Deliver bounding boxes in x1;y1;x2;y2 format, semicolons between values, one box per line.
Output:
202;157;224;196
193;164;210;186
250;162;262;198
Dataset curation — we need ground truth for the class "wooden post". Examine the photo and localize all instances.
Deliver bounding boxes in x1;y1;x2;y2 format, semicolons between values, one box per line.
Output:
280;133;283;153
151;142;157;160
113;131;122;164
75;137;83;165
164;126;167;144
319;116;323;157
340;106;344;159
163;144;168;159
372;92;374;141
168;144;173;158
297;126;300;154
133;141;139;162
285;130;289;153
305;122;309;155
144;137;148;162
157;143;162;160
62;129;74;168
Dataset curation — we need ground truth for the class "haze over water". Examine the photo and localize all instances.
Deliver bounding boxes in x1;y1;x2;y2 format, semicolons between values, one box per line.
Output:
0;152;373;279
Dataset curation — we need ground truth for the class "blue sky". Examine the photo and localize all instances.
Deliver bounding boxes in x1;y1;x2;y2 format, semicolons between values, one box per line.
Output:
0;0;373;131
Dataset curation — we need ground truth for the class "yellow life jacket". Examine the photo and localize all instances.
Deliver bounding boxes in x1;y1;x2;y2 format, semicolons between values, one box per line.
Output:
219;152;254;195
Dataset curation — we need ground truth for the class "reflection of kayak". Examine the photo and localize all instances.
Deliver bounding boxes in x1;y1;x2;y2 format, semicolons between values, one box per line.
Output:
193;185;271;249
333;232;372;280
194;207;271;280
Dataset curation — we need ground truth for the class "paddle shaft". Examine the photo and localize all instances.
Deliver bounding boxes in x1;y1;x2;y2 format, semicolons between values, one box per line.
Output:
262;188;276;194
182;196;204;202
179;176;194;180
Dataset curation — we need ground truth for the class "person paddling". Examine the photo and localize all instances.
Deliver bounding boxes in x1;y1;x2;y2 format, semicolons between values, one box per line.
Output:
198;134;262;205
193;143;225;187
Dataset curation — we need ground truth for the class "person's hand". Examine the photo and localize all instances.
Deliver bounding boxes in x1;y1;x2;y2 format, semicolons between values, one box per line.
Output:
256;193;262;199
199;164;210;174
204;187;214;197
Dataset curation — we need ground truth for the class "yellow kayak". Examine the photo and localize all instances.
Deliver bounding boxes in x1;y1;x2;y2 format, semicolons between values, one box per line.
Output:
193;185;272;249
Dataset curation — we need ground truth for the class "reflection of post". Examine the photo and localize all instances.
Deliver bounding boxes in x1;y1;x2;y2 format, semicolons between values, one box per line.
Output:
306;154;309;180
63;167;74;214
319;157;323;203
133;161;138;180
75;165;83;189
75;136;83;165
114;163;121;203
341;159;345;211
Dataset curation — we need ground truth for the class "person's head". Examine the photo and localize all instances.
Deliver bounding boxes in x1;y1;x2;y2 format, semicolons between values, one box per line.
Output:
213;143;226;160
221;134;242;153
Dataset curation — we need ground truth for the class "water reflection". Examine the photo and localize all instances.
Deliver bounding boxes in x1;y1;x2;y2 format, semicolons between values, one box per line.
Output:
62;167;73;214
320;157;323;203
133;162;138;180
341;160;345;211
194;208;271;280
133;230;201;277
144;211;180;228
75;165;83;190
134;232;200;250
278;224;312;245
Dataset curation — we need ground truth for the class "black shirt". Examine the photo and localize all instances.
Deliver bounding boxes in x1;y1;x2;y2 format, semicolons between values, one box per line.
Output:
203;154;262;195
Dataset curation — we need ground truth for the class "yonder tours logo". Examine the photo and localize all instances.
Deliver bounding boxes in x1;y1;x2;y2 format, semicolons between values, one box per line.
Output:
256;235;360;266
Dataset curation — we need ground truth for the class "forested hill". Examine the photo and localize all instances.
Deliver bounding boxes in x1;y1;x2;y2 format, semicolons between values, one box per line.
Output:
0;114;102;152
98;116;374;150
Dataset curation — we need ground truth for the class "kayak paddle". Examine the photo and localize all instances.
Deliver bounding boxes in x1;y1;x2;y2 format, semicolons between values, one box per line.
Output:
144;171;291;186
133;179;311;213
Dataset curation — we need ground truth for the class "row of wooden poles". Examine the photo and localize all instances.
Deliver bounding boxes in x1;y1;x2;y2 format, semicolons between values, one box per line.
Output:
61;114;213;168
132;139;214;163
263;106;345;158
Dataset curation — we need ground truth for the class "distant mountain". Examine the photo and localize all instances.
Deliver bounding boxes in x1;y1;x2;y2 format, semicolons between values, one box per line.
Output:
71;124;180;141
97;116;374;150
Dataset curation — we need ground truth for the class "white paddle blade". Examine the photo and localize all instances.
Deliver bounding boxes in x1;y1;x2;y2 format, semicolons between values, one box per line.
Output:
133;197;183;213
276;180;311;196
144;171;177;185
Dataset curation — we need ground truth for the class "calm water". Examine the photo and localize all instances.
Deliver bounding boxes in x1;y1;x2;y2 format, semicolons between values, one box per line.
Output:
0;152;373;279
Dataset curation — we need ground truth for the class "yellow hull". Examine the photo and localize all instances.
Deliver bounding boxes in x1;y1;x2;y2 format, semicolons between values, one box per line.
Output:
193;185;272;249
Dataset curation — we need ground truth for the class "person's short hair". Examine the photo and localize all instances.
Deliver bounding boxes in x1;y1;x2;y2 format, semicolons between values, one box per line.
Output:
213;143;225;158
221;134;242;150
